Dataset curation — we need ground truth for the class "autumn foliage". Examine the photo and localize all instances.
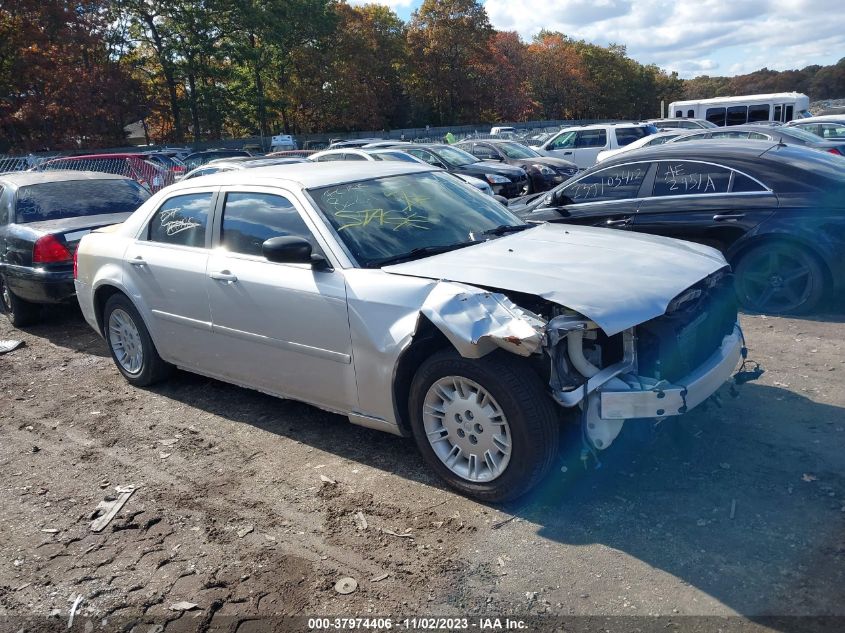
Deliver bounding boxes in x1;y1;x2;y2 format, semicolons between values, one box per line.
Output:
1;0;843;152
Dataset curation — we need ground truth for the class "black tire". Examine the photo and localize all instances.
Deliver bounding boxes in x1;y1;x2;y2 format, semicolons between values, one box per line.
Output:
734;242;825;315
103;293;172;386
0;276;40;327
408;349;560;503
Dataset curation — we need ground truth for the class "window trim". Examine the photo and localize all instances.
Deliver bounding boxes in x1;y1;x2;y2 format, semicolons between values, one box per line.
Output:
214;184;344;269
546;159;772;208
135;186;219;249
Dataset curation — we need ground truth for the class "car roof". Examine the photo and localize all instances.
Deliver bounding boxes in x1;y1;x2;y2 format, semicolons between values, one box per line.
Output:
601;139;778;164
671;92;806;105
790;115;845;123
0;171;131;187
553;123;652;134
172;161;436;190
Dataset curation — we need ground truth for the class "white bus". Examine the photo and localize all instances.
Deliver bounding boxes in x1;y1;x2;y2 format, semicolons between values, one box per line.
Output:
668;92;811;127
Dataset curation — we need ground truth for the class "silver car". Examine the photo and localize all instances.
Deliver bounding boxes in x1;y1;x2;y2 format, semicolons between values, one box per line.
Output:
75;162;749;501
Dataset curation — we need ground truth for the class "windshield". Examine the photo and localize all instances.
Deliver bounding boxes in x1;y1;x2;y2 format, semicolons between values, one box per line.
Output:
310;171;524;267
780;127;831;143
15;179;150;223
497;142;541;159
431;146;480;168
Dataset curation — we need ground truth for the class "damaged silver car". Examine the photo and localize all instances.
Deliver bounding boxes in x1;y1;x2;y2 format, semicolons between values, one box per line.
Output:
74;162;753;502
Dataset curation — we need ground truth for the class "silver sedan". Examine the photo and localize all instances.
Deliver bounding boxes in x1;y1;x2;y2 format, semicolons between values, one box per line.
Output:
75;162;751;501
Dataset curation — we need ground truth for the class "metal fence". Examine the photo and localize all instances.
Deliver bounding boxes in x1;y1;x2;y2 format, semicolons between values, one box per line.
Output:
1;155;174;193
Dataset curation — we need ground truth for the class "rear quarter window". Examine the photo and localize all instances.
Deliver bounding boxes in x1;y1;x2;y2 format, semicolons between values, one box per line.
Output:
615;127;651;146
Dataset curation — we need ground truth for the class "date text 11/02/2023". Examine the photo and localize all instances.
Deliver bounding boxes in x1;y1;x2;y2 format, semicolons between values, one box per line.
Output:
307;617;529;630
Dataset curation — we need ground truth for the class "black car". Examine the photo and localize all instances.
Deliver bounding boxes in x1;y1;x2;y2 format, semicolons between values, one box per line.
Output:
394;144;530;198
0;172;150;326
510;141;845;314
671;124;845;156
182;150;251;170
454;139;578;192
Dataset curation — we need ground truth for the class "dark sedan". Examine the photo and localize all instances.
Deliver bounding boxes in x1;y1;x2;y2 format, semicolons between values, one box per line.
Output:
391;144;530;198
454;139;578;192
0;172;149;326
670;124;845;156
510;141;845;314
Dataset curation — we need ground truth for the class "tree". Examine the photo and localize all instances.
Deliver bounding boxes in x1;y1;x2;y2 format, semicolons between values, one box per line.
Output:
525;32;591;119
406;0;494;125
0;0;142;150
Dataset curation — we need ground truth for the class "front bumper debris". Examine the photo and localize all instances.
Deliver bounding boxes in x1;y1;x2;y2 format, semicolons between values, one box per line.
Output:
599;324;744;420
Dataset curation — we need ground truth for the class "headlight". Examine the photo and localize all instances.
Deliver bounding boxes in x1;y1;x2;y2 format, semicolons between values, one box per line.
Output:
485;173;510;184
533;164;555;176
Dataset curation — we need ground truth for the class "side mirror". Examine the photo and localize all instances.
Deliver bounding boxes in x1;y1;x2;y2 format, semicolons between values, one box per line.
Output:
262;236;329;269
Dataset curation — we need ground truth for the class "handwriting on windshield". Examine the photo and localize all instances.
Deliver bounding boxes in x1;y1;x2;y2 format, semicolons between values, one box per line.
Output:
160;208;201;235
662;163;717;193
322;185;433;231
570;168;643;200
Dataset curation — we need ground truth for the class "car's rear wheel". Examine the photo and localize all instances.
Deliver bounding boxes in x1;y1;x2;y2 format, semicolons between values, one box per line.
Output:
734;242;825;314
103;294;172;386
0;276;39;327
408;350;560;503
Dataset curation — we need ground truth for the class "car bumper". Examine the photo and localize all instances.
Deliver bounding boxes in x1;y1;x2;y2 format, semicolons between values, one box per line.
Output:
598;324;744;420
2;264;76;304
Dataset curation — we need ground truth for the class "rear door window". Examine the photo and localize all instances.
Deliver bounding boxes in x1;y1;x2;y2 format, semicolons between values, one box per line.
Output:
15;180;150;224
615;127;650;146
575;130;608;148
147;193;213;248
562;164;647;203
652;162;731;197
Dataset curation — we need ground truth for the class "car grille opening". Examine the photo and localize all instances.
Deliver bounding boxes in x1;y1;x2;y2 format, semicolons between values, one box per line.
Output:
635;269;737;384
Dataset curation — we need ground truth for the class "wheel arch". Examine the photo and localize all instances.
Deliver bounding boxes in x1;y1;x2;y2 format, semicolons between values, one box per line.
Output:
391;316;453;437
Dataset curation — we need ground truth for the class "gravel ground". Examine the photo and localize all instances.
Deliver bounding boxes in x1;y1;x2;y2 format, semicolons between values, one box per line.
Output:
0;305;843;632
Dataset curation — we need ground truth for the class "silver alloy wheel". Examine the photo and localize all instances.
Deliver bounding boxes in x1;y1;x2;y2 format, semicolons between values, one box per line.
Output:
422;376;512;483
108;308;144;374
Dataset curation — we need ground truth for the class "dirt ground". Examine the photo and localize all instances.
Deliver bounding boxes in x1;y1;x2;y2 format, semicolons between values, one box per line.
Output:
1;303;843;633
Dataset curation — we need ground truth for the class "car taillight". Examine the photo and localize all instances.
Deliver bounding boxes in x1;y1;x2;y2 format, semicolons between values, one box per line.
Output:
33;235;72;264
173;165;185;172
826;148;842;156
73;248;79;279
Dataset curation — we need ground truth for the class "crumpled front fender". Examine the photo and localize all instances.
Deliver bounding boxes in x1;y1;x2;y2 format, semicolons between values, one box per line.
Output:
419;281;546;358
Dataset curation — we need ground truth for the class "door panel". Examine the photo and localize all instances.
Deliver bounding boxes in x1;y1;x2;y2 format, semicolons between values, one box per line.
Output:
207;189;356;411
124;191;215;368
207;254;355;411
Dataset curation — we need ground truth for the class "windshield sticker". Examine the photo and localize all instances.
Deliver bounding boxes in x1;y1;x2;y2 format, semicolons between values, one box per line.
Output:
322;185;433;231
160;208;202;236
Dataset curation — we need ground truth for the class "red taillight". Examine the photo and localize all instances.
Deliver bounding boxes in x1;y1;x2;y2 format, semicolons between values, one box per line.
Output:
33;235;71;264
73;248;79;279
173;165;185;172
827;148;842;156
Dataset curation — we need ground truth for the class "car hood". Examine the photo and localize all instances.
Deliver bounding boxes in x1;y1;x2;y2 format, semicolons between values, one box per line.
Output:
383;223;727;335
456;162;526;178
513;157;578;171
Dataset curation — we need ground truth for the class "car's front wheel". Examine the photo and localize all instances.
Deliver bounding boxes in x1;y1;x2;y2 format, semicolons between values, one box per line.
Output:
103;294;172;386
0;276;39;327
408;350;560;503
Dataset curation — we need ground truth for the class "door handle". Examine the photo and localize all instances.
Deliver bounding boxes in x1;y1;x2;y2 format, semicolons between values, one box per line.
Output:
563;151;573;155
605;218;631;226
210;270;238;283
713;214;745;221
128;257;146;266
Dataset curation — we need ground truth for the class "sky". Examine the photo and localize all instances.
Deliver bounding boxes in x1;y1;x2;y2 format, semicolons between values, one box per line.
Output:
346;0;845;79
